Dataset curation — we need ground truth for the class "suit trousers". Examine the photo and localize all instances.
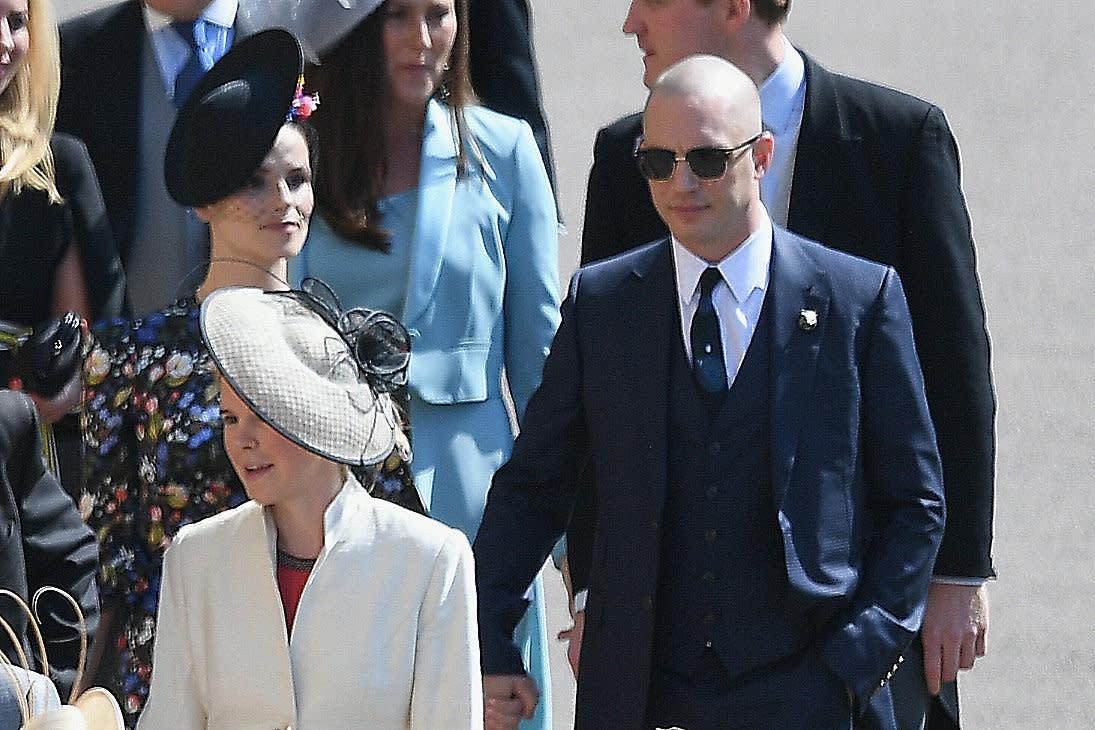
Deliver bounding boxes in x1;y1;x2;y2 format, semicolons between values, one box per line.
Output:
645;646;852;730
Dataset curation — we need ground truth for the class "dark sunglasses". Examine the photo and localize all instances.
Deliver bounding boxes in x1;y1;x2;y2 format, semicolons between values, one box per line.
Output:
633;133;763;181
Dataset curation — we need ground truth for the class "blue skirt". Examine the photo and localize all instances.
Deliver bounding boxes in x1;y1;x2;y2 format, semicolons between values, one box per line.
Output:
409;396;553;730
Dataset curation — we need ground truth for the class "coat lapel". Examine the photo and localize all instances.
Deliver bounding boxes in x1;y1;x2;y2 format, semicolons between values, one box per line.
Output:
768;229;830;506
403;100;460;327
615;241;676;527
786;53;859;245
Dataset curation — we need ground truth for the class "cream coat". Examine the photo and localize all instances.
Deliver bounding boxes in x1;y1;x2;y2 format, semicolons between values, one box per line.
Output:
138;477;481;729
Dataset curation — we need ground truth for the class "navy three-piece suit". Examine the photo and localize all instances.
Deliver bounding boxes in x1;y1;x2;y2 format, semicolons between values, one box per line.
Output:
474;228;946;729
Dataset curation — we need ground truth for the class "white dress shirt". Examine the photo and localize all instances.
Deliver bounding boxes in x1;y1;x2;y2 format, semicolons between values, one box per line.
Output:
758;35;806;227
672;212;773;387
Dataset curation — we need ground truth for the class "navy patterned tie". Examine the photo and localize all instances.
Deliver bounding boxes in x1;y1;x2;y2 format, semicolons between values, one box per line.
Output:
691;267;728;414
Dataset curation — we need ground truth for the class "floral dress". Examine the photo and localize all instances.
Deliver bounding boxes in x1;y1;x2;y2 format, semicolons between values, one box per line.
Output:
82;298;418;727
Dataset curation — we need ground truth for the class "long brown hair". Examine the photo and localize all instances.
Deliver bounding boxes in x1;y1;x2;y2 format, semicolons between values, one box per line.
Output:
308;0;474;252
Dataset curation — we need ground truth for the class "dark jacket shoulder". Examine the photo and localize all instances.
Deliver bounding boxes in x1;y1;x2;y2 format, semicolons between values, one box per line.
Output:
578;237;668;292
60;0;142;53
597;111;643;148
801;53;947;142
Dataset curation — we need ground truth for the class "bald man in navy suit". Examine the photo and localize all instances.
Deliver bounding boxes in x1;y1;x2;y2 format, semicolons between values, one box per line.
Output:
570;3;994;727
474;55;945;730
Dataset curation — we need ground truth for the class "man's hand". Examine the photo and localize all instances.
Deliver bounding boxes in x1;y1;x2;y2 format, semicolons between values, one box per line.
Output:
921;582;990;694
10;371;82;425
556;555;584;678
483;673;539;730
557;609;584;677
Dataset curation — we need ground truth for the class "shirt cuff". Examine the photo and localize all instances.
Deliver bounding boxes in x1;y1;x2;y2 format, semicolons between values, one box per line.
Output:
931;575;988;586
573;589;588;613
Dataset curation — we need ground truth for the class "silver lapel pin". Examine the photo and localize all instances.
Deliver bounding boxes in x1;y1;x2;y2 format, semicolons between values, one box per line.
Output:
798;308;819;332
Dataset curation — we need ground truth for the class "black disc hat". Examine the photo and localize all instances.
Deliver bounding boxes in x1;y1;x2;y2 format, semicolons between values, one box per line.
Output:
164;29;303;208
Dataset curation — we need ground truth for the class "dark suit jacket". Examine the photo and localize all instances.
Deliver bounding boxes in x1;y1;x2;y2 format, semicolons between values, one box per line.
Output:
468;0;555;191
0;390;99;699
474;230;945;728
575;53;994;587
57;0;144;269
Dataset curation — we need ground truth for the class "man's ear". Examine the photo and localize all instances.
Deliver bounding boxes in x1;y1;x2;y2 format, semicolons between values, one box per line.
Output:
724;0;751;31
752;132;775;179
193;204;213;223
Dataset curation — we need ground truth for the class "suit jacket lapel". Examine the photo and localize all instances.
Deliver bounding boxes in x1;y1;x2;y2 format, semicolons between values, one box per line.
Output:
615;241;675;524
89;1;145;263
232;3;254;37
786;53;859;245
768;229;829;506
403;100;459;326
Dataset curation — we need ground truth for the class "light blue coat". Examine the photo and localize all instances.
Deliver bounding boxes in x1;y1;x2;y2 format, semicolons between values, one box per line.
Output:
296;99;561;513
397;99;560;418
294;100;560;729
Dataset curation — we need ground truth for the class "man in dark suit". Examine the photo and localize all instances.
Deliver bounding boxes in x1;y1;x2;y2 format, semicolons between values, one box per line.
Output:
571;2;994;726
475;55;945;730
58;0;246;316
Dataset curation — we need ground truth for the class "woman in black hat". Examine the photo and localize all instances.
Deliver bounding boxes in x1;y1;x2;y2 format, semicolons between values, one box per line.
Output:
80;29;412;727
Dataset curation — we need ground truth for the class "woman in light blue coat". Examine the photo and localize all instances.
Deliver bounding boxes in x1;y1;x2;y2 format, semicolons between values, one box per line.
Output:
295;1;559;727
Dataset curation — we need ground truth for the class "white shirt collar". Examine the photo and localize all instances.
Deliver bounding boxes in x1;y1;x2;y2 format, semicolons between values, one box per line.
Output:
144;0;238;32
758;35;806;135
672;210;773;308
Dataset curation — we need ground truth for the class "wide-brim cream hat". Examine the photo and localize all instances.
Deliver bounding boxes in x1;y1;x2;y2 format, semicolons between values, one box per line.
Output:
200;282;409;466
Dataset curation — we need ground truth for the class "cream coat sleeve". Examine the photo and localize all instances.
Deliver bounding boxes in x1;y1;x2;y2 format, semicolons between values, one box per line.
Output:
410;528;483;728
137;531;206;730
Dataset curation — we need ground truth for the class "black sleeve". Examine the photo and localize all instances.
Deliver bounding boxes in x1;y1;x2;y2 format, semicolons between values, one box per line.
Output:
0;391;99;698
894;106;995;578
51;133;128;322
468;0;556;191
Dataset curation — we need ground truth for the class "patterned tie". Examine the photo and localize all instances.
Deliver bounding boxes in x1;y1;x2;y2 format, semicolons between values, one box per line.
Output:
691;267;728;415
172;18;224;108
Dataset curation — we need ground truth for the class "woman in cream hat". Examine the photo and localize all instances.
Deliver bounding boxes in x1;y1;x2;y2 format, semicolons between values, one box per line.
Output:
138;284;480;729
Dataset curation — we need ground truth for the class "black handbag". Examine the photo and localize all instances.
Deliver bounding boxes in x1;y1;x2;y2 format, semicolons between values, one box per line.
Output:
0;311;82;397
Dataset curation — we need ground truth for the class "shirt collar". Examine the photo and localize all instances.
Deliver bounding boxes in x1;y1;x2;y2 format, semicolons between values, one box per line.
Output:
758;34;806;135
144;0;237;32
673;210;773;307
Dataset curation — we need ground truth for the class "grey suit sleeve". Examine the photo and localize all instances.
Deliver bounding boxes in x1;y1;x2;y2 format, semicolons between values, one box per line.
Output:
3;392;99;700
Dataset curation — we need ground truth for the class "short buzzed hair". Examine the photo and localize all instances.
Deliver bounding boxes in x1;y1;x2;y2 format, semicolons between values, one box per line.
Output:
690;0;790;26
647;55;764;139
753;0;791;25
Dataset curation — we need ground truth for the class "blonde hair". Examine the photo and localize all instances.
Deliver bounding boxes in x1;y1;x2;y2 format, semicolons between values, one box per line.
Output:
0;0;60;203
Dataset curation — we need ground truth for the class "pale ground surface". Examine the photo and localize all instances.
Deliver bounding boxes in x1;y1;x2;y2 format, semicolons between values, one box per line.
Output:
58;0;1095;726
